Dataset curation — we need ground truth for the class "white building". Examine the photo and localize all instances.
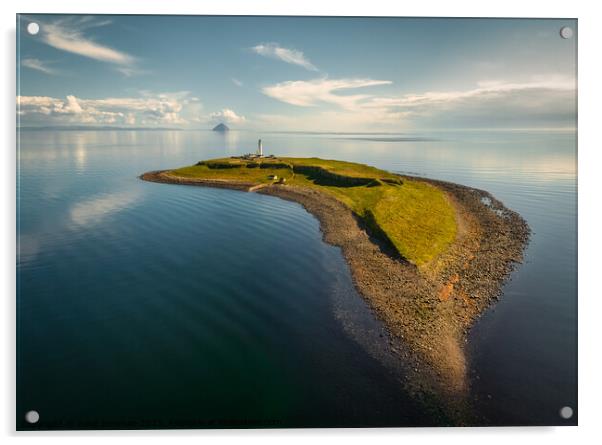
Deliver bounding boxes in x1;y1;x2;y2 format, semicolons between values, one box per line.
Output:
257;139;263;157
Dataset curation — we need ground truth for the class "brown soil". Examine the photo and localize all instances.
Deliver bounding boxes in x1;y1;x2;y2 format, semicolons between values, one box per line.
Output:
140;169;530;421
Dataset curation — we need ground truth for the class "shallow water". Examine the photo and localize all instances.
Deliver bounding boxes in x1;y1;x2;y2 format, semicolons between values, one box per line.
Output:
17;129;576;428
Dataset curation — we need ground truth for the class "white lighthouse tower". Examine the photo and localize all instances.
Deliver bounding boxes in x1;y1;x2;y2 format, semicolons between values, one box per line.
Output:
257;139;263;157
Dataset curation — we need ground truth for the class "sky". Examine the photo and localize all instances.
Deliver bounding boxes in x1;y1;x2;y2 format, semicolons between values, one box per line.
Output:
17;15;577;132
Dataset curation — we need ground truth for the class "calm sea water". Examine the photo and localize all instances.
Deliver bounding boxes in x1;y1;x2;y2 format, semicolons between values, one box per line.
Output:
16;129;577;428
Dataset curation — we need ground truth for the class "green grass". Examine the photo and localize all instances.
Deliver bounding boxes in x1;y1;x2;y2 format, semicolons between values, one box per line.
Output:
279;157;399;179
170;157;457;266
172;164;286;184
371;182;457;265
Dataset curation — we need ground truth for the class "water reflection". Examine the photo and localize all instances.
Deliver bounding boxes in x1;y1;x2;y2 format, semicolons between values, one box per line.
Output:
69;190;142;227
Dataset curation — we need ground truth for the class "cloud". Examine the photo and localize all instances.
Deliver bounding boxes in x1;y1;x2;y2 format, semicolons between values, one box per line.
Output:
32;17;138;75
364;76;576;128
231;78;243;87
251;43;318;71
366;76;575;111
21;58;58;75
259;75;575;130
262;78;392;108
209;108;246;125
17;91;203;127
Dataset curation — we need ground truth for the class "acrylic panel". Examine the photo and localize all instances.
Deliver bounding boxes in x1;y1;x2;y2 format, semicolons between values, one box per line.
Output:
16;14;577;429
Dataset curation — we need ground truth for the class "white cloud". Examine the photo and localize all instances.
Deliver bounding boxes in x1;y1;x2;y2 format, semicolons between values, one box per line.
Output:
262;78;392;108
231;78;243;87
21;58;58;75
33;17;138;75
251;43;318;71
17;91;203;127
16;72;574;131
259;75;575;130
209;108;246;125
124;113;136;125
367;76;575;111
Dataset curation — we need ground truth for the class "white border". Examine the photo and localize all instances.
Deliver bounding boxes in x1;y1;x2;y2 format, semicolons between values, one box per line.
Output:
3;1;600;444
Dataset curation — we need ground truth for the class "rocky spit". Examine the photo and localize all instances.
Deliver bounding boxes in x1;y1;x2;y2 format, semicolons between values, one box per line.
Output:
141;169;530;423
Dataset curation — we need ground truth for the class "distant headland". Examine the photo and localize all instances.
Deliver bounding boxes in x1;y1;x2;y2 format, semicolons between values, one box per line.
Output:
140;146;529;420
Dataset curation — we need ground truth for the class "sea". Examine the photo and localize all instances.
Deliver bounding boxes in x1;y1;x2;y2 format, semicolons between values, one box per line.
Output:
16;128;577;428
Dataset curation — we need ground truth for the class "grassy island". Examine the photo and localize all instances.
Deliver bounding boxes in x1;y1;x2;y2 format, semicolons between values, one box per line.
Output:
172;157;457;266
141;155;529;422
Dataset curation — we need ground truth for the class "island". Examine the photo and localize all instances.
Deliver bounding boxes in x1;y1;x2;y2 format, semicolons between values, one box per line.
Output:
212;123;230;132
141;154;529;420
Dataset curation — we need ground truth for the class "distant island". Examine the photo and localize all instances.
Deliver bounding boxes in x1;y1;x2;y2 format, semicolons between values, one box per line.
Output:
212;123;230;132
141;153;529;419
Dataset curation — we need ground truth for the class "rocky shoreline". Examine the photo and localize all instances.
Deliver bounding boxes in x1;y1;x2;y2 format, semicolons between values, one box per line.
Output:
140;169;530;421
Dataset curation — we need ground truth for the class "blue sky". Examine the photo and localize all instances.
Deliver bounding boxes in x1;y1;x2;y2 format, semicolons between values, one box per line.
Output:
17;15;577;131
